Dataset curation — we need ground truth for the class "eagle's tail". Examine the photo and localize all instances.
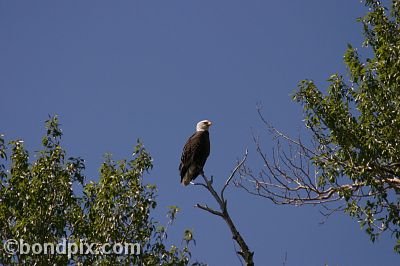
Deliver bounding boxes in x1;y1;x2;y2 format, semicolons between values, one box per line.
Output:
181;178;191;186
181;165;197;186
181;174;192;186
181;167;204;186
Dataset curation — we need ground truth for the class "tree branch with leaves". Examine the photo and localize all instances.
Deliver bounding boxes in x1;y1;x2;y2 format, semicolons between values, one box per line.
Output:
236;0;400;253
0;116;200;265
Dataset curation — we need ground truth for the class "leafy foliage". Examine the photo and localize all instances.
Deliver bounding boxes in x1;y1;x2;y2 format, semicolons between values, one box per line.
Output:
293;0;400;252
0;116;196;265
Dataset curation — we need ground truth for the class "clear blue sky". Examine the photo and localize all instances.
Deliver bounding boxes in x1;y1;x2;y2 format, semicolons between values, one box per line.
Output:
1;0;398;265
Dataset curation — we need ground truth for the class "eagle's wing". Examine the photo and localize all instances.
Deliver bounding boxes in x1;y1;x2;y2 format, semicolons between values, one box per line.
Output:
179;132;201;177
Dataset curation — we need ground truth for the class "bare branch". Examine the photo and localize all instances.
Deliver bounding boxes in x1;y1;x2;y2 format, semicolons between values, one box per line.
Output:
236;111;400;240
193;182;208;190
195;171;254;266
256;106;316;156
221;149;248;203
195;203;223;217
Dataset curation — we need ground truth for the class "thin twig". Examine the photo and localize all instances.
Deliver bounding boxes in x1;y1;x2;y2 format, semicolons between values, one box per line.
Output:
221;149;248;203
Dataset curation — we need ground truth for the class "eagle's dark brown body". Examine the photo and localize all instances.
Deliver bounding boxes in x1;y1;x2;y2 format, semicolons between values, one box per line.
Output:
179;130;210;185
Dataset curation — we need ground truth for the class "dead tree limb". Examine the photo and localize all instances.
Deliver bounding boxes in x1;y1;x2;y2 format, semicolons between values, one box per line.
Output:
194;150;254;266
234;109;400;240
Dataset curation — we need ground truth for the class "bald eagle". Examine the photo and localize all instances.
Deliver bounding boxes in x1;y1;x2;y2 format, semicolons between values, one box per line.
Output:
179;120;212;186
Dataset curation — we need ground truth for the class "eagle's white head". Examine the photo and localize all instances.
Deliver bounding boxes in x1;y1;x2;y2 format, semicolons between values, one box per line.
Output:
196;120;212;132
